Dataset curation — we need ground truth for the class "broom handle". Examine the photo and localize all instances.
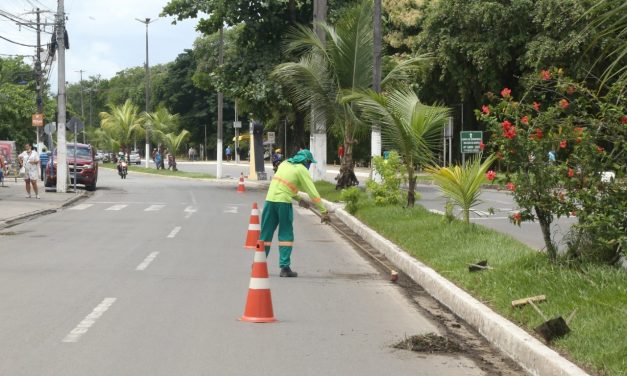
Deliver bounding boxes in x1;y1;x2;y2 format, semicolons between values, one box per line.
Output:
528;300;548;321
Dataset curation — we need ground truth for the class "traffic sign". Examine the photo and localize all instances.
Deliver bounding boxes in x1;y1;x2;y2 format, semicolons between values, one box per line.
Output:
32;113;44;127
460;131;483;154
67;117;84;133
267;131;275;144
233;121;242;129
44;122;57;135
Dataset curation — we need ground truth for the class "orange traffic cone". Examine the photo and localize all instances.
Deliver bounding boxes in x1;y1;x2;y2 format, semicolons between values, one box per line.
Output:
237;173;246;193
244;202;261;249
241;241;276;323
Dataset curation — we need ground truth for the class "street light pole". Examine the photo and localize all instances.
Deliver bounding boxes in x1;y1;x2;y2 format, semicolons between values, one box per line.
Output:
136;17;157;168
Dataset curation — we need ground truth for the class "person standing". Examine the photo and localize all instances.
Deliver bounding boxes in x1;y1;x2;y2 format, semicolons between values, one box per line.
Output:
337;144;345;164
19;143;40;199
225;145;232;161
260;149;330;277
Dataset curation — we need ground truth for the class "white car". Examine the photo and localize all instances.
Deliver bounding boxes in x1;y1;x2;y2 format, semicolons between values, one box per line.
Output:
129;151;141;165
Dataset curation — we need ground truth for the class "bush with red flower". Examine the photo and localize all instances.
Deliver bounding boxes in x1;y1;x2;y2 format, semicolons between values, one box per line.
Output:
477;68;625;262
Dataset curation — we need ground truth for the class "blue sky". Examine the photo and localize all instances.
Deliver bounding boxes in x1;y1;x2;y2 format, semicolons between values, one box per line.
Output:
1;0;201;87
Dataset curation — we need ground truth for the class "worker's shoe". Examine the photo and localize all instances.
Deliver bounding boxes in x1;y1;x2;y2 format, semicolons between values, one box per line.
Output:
280;267;298;278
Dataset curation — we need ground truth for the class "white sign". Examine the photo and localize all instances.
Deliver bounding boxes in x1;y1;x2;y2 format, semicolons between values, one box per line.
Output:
267;132;275;144
233;121;242;128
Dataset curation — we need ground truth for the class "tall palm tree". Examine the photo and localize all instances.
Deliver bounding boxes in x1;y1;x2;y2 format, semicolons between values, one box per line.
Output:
99;99;144;160
143;106;180;150
347;87;450;207
272;0;427;188
425;154;497;224
159;130;190;171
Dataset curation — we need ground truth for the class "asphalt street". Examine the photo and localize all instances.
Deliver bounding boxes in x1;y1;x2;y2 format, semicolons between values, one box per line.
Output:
0;168;499;375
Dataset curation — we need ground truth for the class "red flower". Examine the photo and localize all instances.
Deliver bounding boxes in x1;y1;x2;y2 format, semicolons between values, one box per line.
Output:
559;99;569;109
622;116;627;124
501;120;513;130
501;87;512;98
481;105;490;115
574;127;584;135
540;70;551;80
597;146;605;153
521;115;529;125
506;182;516;191
533;101;541;111
479;141;485;151
566;86;576;95
568;168;574;177
535;128;543;139
486;170;496;181
560;140;567;149
504;127;517;139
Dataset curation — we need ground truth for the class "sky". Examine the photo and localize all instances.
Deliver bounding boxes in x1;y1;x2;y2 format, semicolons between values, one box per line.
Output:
0;0;202;87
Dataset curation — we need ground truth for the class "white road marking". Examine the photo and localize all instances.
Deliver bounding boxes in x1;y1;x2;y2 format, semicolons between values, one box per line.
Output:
184;206;197;219
470;217;511;220
105;204;128;211
474;211;492;217
62;298;117;343
92;201;166;205
136;252;159;270
167;226;182;238
223;206;238;214
144;205;165;212
429;209;445;215
69;204;93;210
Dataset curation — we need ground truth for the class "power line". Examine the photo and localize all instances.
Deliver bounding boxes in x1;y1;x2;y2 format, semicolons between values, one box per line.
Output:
0;34;37;47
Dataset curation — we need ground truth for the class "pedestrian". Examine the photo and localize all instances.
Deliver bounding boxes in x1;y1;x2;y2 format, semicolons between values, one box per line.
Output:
188;147;193;161
18;142;40;199
0;150;5;185
225;145;232;161
260;149;330;277
154;149;162;170
337;144;344;164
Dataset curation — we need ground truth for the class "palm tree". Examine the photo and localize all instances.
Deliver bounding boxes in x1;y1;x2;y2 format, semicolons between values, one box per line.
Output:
144;106;180;152
159;130;190;171
272;0;427;189
425;154;497;225
347;87;450;207
99;100;144;160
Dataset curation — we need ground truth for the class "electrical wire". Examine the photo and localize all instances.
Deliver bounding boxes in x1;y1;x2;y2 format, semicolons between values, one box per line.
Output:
0;34;37;47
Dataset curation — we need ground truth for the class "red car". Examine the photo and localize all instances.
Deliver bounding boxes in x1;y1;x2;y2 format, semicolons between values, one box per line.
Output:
45;143;98;191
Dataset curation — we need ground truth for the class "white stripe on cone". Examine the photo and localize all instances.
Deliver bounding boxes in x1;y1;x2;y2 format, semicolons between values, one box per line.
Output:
249;277;271;290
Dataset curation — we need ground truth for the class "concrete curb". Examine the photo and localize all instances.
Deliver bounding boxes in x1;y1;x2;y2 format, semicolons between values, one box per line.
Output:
0;191;86;230
322;199;589;376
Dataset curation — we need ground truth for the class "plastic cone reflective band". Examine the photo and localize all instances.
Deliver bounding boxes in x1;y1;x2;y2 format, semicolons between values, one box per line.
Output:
237;173;246;193
244;202;261;249
241;241;276;323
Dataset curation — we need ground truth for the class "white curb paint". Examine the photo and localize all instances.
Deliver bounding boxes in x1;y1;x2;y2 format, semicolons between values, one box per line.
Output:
323;198;589;376
167;226;181;238
62;298;117;343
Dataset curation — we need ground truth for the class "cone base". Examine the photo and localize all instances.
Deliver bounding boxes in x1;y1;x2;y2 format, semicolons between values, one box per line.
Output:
244;245;256;249
240;315;277;323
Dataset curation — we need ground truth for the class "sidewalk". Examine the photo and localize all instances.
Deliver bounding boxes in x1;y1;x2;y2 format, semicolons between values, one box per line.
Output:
0;178;84;229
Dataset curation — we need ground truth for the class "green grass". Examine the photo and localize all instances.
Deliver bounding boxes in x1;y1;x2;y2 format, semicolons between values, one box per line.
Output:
100;163;215;179
314;181;346;203
319;194;626;376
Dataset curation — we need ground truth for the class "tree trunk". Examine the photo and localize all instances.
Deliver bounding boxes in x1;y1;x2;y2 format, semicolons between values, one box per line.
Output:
535;206;557;261
293;109;306;155
407;168;416;207
288;0;296;24
335;141;359;189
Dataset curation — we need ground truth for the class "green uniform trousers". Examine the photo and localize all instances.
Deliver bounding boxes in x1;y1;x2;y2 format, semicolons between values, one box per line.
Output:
260;201;294;268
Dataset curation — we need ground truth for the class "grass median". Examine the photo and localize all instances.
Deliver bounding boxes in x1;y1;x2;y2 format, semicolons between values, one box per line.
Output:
100;163;214;179
316;181;627;376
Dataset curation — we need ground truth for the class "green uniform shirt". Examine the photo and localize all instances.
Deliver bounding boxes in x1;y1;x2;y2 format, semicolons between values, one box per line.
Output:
266;162;327;213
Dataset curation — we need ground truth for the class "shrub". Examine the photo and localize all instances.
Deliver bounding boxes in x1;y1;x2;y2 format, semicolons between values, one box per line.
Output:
341;186;362;214
366;151;407;206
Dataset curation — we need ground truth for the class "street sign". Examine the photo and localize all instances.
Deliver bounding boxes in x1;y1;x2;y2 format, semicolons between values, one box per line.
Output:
32;113;44;127
44;122;57;135
267;131;275;144
233;121;242;129
460;131;483;154
67;117;84;133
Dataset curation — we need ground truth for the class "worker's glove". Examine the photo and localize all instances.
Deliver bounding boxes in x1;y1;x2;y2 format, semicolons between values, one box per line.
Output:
298;199;310;209
321;212;331;224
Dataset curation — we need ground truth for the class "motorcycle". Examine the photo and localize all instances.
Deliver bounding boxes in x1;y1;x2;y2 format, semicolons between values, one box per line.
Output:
118;160;128;179
272;153;283;173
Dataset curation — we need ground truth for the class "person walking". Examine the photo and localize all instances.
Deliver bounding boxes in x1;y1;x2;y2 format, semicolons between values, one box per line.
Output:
18;143;40;199
260;149;330;277
225;145;232;161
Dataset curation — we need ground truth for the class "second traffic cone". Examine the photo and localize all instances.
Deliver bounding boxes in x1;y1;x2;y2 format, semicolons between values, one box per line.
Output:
241;241;276;323
237;173;246;193
244;202;261;249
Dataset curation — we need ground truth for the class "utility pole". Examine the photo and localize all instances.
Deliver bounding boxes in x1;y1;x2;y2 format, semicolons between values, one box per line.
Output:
56;0;68;193
35;8;43;150
371;0;382;182
136;17;156;168
76;69;85;143
311;0;327;181
216;26;224;179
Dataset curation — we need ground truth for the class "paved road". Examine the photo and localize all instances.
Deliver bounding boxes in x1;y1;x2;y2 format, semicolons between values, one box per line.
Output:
0;168;499;375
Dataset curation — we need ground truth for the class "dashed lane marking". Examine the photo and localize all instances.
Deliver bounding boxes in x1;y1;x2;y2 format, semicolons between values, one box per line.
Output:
144;205;165;212
167;226;182;238
136;252;159;270
62;298;117;343
105;204;128;211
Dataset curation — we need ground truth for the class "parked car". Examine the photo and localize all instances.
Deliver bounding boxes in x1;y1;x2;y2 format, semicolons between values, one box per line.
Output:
95;150;105;162
45;143;98;191
129;150;141;165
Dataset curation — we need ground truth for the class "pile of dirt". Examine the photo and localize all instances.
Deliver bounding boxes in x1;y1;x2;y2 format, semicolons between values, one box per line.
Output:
393;333;463;353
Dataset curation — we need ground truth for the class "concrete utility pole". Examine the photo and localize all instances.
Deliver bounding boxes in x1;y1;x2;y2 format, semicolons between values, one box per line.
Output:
136;17;157;168
311;0;327;181
35;8;43;150
56;0;68;193
216;26;224;178
76;69;85;143
371;0;382;182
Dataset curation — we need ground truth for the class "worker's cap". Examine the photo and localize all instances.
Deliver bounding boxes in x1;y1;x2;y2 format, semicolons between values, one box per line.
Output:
288;149;317;164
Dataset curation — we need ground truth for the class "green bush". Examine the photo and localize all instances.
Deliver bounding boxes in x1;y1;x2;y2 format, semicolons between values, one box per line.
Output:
366;151;407;206
341;186;362;214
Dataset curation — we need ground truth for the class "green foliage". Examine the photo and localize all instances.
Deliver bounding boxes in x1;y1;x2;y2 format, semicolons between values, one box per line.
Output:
425;153;497;225
479;69;626;262
366;152;407;206
99;100;145;156
340;186;361;214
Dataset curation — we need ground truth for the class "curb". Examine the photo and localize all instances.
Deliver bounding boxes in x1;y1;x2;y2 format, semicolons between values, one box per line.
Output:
322;199;589;376
0;191;86;230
